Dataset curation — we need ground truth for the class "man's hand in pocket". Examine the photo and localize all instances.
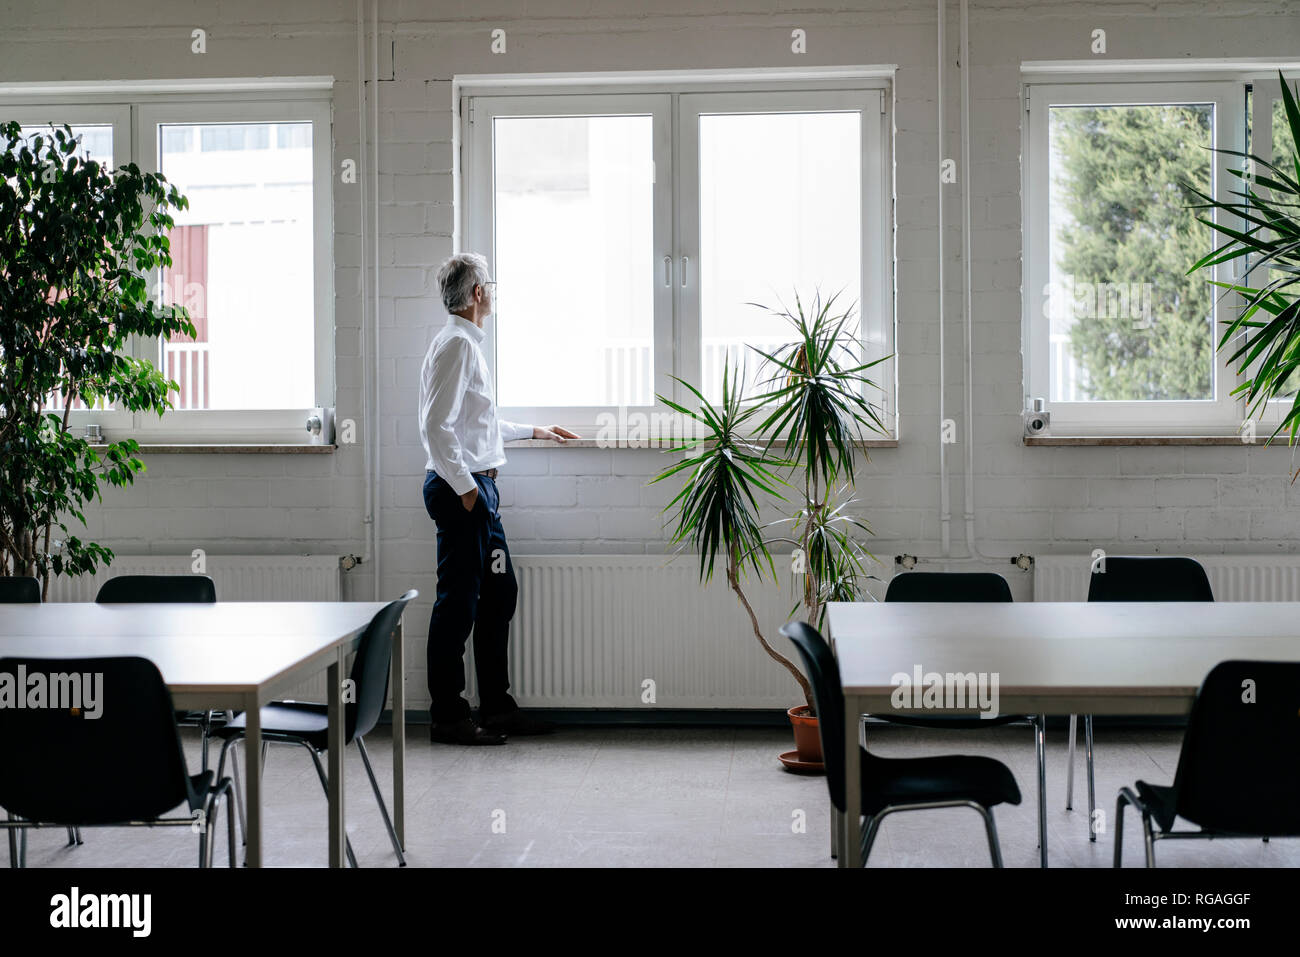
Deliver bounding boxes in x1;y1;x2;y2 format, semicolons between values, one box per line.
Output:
460;486;479;512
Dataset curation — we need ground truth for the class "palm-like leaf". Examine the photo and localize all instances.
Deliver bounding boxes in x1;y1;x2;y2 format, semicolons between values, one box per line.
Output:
1186;71;1300;443
650;358;790;584
747;289;890;486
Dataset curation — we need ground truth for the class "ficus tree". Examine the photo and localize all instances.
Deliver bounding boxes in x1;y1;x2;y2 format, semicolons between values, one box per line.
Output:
651;292;888;712
0;122;192;597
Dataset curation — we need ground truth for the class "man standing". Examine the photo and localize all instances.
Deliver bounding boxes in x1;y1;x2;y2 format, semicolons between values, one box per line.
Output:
419;253;578;745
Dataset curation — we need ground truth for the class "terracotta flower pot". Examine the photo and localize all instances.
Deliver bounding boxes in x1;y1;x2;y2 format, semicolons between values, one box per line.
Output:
787;704;824;765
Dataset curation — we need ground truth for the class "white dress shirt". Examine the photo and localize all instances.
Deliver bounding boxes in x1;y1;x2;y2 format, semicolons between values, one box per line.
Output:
419;314;533;496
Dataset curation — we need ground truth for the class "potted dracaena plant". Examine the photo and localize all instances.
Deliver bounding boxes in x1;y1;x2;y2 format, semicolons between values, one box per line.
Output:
651;291;889;770
1186;72;1300;445
0;123;192;596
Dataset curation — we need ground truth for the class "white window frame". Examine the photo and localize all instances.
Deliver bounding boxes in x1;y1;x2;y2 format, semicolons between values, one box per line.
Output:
1246;74;1300;433
1;84;334;444
5;104;134;434
1023;80;1246;435
462;80;895;438
465;93;674;431
135;97;334;442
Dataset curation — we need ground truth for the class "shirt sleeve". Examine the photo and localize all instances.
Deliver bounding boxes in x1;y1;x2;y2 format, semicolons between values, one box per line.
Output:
498;418;535;443
423;338;478;496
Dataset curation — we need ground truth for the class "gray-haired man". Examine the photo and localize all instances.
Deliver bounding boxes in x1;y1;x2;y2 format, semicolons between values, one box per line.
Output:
419;252;579;745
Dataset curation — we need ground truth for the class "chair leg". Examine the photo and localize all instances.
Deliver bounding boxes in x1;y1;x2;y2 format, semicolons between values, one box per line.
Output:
357;736;405;865
215;736;248;849
301;742;359;868
1085;714;1096;842
860;814;883;867
20;825;27;867
1065;714;1077;810
1034;714;1047;866
978;806;1004;868
6;817;16;869
1141;811;1156;867
226;784;237;868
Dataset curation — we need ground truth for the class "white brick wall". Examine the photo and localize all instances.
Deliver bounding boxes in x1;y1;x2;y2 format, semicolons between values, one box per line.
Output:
3;0;1300;708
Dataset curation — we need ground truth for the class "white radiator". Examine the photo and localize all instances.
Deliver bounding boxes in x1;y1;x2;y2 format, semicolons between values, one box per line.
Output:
48;554;341;701
463;555;811;709
1034;554;1300;602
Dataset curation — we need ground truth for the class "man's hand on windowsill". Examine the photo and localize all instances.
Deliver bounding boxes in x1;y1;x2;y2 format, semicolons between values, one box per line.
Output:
532;425;581;443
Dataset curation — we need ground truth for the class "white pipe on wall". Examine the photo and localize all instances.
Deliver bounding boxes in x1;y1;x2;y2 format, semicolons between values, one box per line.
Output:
356;0;375;586
937;0;951;557
370;0;382;601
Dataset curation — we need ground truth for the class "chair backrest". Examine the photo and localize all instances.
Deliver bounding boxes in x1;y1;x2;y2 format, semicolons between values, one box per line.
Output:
347;589;418;743
1086;557;1213;602
885;571;1012;603
1171;660;1300;835
0;655;192;825
0;576;40;603
95;575;217;603
780;621;846;812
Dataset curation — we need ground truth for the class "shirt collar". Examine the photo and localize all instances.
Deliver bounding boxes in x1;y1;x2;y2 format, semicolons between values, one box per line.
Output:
448;313;486;343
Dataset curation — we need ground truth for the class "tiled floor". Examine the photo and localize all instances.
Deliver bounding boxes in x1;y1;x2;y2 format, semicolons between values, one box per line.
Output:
12;724;1298;868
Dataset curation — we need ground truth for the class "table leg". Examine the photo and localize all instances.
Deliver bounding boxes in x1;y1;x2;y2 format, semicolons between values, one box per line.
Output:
244;694;262;867
842;693;862;868
327;648;346;868
1035;714;1048;868
830;807;841;859
390;618;405;849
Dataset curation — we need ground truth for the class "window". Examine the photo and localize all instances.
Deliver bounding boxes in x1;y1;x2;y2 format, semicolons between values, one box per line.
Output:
2;86;332;442
464;84;892;436
1024;81;1246;434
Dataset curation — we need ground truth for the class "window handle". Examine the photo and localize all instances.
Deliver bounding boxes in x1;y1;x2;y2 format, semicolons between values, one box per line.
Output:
680;255;689;287
663;255;671;287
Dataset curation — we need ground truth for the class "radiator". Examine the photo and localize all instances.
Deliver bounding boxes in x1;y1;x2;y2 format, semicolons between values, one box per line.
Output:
48;554;341;701
462;555;812;710
1034;554;1300;602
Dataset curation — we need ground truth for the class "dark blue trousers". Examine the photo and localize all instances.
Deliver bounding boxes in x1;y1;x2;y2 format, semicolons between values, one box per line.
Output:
423;470;519;724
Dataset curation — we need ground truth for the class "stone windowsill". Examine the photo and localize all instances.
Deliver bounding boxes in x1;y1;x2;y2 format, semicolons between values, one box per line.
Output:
89;444;337;454
1024;435;1272;447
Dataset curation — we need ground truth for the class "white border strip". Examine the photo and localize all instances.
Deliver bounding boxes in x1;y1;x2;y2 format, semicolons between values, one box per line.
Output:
1022;58;1300;77
0;76;335;97
454;65;897;89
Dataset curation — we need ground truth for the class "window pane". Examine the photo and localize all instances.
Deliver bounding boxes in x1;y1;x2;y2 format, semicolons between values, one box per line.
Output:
493;114;654;408
15;125;116;412
698;111;861;402
1273;95;1295;172
1047;103;1214;402
158;121;314;410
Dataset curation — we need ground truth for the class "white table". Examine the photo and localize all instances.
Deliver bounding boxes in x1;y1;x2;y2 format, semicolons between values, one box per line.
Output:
825;600;1300;869
0;601;404;868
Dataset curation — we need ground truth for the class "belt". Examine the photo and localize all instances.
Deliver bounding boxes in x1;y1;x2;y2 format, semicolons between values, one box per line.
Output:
473;468;499;479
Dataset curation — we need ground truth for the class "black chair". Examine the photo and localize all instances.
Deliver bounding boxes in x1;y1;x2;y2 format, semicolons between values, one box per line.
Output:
95;574;218;604
93;573;243;842
1115;660;1300;867
0;576;40;604
880;573;1045;836
0;655;235;867
0;575;80;860
1072;557;1214;841
781;620;1021;866
214;590;416;867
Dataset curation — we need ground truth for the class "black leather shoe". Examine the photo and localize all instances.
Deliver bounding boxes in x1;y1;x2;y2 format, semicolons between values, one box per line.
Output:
481;710;557;736
429;718;506;746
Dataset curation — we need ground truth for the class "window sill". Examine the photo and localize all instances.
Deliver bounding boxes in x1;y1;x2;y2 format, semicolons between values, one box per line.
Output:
1024;435;1259;447
506;437;900;449
89;443;336;454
